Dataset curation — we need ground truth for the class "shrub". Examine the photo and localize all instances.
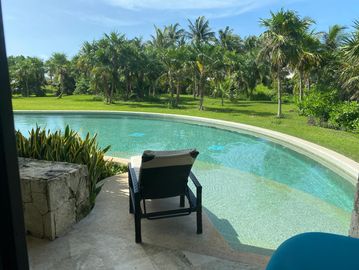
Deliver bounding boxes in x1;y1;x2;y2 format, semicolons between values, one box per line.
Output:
297;91;336;121
33;88;46;97
74;78;91;95
16;126;125;207
250;84;275;101
328;102;359;131
271;92;293;103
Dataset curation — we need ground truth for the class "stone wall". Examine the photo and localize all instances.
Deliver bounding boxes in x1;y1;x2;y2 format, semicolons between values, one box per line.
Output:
19;158;90;240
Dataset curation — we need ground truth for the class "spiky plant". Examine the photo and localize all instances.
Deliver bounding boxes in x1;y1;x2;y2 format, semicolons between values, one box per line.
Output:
16;125;125;207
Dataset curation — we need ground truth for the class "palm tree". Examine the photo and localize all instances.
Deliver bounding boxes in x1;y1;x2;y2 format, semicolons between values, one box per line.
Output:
46;53;70;97
187;16;215;45
316;25;347;93
104;32;126;101
341;21;359;100
151;26;168;48
295;33;321;101
259;9;314;117
218;26;243;52
165;23;185;47
322;25;347;51
187;16;215;110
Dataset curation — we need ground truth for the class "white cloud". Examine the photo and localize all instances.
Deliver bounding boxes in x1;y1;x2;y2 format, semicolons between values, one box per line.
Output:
82;14;140;27
104;0;276;11
63;10;140;27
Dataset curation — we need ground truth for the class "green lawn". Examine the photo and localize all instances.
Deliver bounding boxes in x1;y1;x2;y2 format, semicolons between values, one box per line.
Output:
12;94;359;162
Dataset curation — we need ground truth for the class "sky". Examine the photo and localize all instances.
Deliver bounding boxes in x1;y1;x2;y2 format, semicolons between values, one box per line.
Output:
2;0;359;59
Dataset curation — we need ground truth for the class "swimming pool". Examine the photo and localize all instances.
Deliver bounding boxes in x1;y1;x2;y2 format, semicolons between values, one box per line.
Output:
14;112;355;253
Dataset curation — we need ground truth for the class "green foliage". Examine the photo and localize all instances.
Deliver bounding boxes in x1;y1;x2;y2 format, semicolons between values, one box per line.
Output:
299;89;359;132
341;21;359;100
8;55;46;97
15;126;124;207
298;90;336;121
328;102;359;131
250;84;275;101
74;77;91;94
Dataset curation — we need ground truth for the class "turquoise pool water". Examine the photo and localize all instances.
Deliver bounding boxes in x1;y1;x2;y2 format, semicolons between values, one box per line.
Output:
14;112;355;252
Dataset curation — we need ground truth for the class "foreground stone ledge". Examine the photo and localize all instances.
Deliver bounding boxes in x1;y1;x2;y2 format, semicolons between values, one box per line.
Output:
19;158;90;240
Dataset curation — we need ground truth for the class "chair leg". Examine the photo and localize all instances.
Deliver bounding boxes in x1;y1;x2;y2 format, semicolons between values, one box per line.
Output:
129;192;134;214
128;170;133;214
180;195;185;207
196;203;202;234
196;207;202;234
134;194;142;243
135;212;142;243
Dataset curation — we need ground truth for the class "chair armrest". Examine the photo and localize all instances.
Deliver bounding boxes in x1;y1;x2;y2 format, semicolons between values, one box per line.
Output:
128;163;140;194
189;171;202;189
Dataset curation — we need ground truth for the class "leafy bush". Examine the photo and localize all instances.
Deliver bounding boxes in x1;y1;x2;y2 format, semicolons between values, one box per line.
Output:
271;92;293;103
297;89;359;132
16;126;125;207
74;77;91;95
328;102;359;131
297;91;336;121
250;84;275;101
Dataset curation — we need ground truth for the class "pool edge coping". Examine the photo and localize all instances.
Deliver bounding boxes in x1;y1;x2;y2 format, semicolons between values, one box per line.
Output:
14;109;359;185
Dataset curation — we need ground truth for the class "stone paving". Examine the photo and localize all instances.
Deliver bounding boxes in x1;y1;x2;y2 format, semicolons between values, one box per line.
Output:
27;174;269;269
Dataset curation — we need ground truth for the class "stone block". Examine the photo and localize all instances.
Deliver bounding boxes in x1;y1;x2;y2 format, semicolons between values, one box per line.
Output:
21;180;32;203
19;158;89;240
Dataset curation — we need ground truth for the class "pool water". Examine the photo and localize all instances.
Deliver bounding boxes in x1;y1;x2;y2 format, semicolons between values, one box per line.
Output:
14;113;355;253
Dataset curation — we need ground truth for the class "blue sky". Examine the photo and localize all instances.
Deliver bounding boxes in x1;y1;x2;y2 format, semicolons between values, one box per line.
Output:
3;0;359;59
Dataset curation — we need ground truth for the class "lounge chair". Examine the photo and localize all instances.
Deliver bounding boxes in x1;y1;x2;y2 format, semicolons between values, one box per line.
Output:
128;149;202;243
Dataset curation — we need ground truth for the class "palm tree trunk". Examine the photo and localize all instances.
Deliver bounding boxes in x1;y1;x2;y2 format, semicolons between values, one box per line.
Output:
299;73;303;102
176;81;180;107
25;78;29;97
125;74;130;100
193;75;197;99
277;66;282;118
168;71;174;107
152;82;156;96
110;82;114;104
199;74;204;110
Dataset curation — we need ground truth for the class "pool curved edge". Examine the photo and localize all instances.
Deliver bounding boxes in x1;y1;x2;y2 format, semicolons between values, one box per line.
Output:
14;110;359;185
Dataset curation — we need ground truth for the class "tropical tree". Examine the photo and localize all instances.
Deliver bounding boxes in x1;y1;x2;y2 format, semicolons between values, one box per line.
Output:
187;16;215;110
187;16;215;45
218;26;243;52
341;21;359;100
46;53;75;97
212;75;234;106
9;56;45;97
259;9;314;117
295;33;321;101
316;25;347;93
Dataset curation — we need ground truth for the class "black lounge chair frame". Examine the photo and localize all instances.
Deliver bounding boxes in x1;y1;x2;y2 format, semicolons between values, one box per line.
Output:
128;164;202;243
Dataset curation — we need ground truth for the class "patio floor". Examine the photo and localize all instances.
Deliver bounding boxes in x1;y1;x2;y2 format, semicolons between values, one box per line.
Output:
27;174;269;269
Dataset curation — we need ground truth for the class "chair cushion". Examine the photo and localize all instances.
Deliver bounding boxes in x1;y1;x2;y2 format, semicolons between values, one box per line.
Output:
141;149;199;169
130;149;199;199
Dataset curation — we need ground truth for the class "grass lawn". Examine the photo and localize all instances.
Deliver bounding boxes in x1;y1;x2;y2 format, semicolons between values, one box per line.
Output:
12;94;359;162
